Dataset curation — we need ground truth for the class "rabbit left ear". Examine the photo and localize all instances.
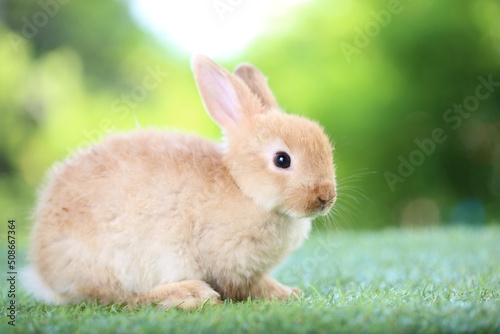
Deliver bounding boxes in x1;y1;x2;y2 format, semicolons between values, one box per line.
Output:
234;63;278;110
191;55;262;132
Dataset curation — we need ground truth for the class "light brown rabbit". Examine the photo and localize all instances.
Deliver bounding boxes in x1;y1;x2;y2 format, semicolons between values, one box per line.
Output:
25;55;336;310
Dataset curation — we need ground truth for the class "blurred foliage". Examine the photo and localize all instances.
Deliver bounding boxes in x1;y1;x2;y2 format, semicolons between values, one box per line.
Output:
0;0;499;234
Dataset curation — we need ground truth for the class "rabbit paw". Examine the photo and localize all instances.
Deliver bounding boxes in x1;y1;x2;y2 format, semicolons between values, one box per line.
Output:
138;280;222;311
250;276;301;301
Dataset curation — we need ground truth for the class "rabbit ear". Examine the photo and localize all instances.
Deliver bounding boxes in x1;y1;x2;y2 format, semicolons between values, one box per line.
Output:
234;63;278;110
192;55;261;131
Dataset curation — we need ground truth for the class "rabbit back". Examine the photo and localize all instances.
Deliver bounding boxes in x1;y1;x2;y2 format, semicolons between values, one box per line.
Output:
29;130;231;303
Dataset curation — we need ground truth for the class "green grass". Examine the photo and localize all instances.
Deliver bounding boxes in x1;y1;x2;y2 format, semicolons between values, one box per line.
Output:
2;226;500;333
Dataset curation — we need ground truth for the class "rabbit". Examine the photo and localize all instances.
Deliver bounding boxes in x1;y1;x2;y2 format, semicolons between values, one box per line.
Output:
24;55;337;310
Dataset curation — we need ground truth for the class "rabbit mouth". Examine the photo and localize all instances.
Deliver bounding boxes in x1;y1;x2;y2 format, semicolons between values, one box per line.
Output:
310;199;336;217
282;197;336;219
318;196;336;212
318;200;336;216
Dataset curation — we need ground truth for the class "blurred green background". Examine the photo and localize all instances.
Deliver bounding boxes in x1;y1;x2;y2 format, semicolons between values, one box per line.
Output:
1;0;499;238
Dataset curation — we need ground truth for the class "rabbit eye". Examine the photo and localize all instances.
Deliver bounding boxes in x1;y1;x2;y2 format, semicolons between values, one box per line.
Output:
274;152;291;169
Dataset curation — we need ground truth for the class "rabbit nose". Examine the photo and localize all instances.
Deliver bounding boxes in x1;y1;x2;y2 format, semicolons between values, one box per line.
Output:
317;194;335;209
317;197;329;206
314;182;336;207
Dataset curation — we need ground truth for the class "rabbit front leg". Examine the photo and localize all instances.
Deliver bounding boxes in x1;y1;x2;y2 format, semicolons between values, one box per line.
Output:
135;280;222;310
248;275;301;301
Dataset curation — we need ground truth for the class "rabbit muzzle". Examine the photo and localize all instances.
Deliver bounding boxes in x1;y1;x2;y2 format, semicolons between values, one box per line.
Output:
311;180;336;215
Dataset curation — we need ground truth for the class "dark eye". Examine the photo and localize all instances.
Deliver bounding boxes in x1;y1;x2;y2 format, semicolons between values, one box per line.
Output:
274;152;291;169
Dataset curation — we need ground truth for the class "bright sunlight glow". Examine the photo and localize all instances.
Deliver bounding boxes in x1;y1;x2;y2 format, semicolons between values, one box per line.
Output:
131;0;313;60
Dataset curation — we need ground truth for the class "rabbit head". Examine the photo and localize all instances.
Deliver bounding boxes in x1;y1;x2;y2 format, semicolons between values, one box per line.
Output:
192;55;336;219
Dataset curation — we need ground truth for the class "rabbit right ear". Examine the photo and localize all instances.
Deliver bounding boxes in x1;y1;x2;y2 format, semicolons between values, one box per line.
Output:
191;55;262;132
234;63;278;110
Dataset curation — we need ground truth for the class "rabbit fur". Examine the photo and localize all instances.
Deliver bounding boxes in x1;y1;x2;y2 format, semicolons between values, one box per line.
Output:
25;55;336;310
